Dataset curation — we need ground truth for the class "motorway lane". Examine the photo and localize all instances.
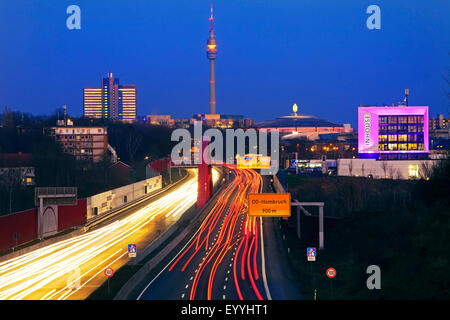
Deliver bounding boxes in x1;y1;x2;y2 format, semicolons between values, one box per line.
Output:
138;167;270;300
0;169;219;300
260;175;303;300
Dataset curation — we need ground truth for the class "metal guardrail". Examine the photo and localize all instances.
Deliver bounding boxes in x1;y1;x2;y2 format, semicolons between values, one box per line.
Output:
35;187;77;196
34;187;77;206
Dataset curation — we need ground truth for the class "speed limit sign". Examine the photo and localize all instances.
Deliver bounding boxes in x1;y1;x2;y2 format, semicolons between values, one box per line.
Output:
326;267;336;278
104;267;114;277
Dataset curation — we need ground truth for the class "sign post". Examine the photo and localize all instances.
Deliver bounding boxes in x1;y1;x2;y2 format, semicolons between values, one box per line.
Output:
104;267;114;295
326;267;336;300
13;233;19;252
307;247;317;296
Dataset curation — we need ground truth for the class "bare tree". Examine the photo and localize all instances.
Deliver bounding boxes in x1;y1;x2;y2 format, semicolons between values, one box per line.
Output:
419;161;434;179
348;159;353;176
388;166;395;179
381;161;389;178
395;169;403;180
0;168;21;214
126;130;142;163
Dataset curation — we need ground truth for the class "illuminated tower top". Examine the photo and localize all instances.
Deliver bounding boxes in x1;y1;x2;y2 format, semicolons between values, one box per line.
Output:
206;4;218;60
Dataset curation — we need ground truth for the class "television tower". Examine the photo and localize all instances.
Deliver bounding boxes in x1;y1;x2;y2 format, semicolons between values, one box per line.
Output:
206;4;218;114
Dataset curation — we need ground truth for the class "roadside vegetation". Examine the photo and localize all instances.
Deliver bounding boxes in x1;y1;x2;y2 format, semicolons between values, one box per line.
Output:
280;158;450;299
0;108;175;215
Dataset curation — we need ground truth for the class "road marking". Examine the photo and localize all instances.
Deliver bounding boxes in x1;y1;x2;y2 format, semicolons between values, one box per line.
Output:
136;186;214;300
260;214;272;300
40;289;56;301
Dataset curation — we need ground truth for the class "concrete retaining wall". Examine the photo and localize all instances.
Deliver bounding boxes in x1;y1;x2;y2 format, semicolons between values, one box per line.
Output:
337;158;439;179
86;176;162;220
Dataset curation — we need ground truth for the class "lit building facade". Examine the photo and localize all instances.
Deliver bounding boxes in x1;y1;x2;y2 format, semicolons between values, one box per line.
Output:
83;73;137;122
193;114;254;129
358;106;429;160
47;127;108;162
257;115;351;140
145;115;175;127
429;114;450;130
0;153;35;186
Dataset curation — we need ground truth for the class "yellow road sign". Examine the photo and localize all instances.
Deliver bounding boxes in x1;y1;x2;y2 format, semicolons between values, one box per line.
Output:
248;193;291;217
237;154;271;169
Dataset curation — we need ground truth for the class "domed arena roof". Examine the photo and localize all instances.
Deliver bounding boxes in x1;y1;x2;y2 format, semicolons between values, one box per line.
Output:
256;114;344;128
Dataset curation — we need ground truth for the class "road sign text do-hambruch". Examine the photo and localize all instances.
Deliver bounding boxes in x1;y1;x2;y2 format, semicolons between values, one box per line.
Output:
248;193;291;217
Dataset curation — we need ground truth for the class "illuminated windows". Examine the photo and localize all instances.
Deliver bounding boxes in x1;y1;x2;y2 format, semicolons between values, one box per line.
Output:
376;115;425;155
388;116;398;124
388;134;397;142
388;143;398;151
408;165;419;179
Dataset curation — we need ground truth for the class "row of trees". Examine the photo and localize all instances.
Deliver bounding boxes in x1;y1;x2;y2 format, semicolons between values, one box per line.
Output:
0;108;176;215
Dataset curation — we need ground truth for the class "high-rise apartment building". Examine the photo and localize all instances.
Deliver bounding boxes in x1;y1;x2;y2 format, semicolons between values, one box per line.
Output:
83;73;137;122
47;126;108;162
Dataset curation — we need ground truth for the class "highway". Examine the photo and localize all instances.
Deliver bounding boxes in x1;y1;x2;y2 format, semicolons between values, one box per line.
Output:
138;166;273;300
0;169;219;300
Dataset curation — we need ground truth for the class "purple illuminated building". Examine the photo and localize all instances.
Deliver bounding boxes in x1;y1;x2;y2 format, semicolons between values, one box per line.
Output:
358;106;429;160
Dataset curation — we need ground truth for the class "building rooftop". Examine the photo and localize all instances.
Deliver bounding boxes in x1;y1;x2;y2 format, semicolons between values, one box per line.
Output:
257;114;345;128
0;153;33;168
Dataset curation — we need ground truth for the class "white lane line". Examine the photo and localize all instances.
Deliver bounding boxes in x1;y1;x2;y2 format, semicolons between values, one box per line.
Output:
259;179;272;300
260;214;272;301
136;170;234;300
40;289;56;300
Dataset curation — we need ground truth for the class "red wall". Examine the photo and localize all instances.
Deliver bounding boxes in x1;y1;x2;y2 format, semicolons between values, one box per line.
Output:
57;198;87;232
149;158;171;173
0;198;88;254
0;208;38;253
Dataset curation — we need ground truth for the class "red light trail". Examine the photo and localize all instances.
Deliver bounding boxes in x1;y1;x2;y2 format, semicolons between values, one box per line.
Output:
168;165;265;300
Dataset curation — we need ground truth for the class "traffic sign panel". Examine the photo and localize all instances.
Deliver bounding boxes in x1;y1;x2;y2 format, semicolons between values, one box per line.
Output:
326;267;336;278
104;267;114;277
307;247;316;261
248;193;291;217
128;244;137;257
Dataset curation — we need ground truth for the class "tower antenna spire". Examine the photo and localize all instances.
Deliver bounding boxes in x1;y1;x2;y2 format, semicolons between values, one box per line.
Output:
207;4;217;114
210;4;214;30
